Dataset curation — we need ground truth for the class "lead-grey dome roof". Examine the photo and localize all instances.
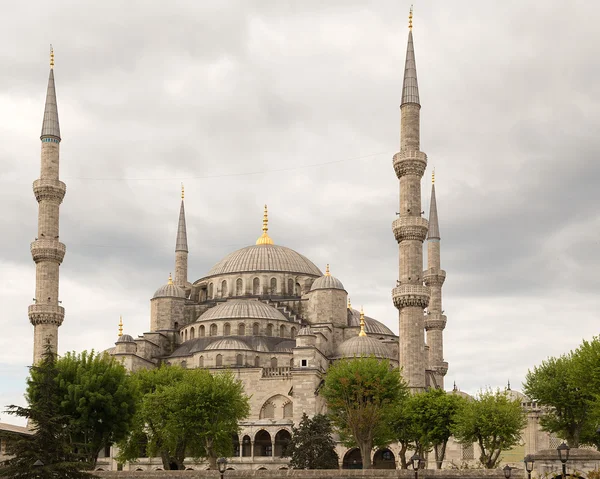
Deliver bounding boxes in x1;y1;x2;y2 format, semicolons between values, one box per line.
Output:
198;300;287;322
117;334;134;343
336;335;392;360
348;309;394;336
153;281;186;299
205;338;251;351
310;274;345;291
204;244;322;278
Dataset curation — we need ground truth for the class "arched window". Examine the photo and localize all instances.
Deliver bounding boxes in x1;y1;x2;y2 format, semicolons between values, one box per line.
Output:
224;323;231;336
266;324;273;336
261;402;275;419
253;277;260;295
295;282;301;295
288;279;294;295
208;283;213;298
236;278;243;296
210;324;217;336
190;327;195;339
279;325;286;337
200;325;205;337
253;323;259;335
283;402;293;418
221;280;228;298
199;356;204;368
254;356;260;367
289;358;294;368
185;330;188;341
270;357;277;368
270;278;277;294
216;354;223;367
174;321;179;330
291;327;297;339
238;323;245;336
236;354;243;366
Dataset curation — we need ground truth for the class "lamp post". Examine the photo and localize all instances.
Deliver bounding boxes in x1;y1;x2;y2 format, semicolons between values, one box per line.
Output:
503;465;512;479
524;454;535;479
557;442;570;479
410;453;422;479
217;457;227;479
32;459;44;479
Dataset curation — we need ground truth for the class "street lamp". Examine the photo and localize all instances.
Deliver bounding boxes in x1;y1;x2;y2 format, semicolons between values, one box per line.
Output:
503;465;512;479
524;454;535;479
410;453;422;479
217;457;227;479
557;442;570;479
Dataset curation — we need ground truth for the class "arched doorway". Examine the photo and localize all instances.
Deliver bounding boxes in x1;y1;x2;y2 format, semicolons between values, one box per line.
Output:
274;429;291;457
342;448;362;469
254;430;272;457
373;448;396;469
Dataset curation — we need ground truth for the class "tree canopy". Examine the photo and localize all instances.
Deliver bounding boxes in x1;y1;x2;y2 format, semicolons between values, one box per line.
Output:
454;388;525;469
321;357;407;469
118;366;250;470
284;413;339;469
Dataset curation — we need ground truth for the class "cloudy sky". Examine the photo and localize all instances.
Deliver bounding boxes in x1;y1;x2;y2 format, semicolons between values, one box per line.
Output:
1;0;599;425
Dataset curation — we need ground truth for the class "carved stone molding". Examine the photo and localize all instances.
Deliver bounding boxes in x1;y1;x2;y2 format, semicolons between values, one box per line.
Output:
33;179;66;203
393;217;429;242
392;284;430;309
28;304;65;326
30;240;66;264
393;150;427;178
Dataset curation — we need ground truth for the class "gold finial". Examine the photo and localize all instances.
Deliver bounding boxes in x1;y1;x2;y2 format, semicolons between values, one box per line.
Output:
168;273;173;285
348;297;352;309
432;168;435;185
325;264;331;276
359;307;367;336
408;5;413;30
50;44;54;69
181;183;184;200
118;316;123;337
255;204;274;245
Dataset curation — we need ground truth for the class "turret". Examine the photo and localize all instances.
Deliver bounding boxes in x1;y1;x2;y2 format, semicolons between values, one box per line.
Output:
391;9;430;391
303;264;347;326
423;171;448;387
29;46;67;364
174;184;188;287
150;273;186;332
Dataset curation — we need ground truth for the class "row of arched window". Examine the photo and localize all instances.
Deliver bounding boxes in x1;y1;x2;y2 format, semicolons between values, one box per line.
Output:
180;323;297;342
207;277;299;299
199;355;293;368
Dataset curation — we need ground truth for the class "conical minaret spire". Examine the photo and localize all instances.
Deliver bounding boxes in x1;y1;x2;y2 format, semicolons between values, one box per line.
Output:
424;170;448;388
392;8;430;391
29;46;67;364
174;184;188;287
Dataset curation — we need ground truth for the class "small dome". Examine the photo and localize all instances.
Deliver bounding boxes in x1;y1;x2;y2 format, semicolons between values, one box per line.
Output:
336;335;392;360
205;338;251;351
198;300;287;322
310;264;345;291
298;326;314;336
117;334;134;343
348;309;394;336
153;275;186;299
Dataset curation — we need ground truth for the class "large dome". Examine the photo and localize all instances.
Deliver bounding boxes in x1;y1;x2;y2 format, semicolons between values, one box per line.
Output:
204;244;322;278
336;335;392;360
205;338;251;351
198;300;287;322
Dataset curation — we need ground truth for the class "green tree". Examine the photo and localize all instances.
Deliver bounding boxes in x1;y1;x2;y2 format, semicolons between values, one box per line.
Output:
321;357;408;469
118;366;250;470
454;388;526;469
43;350;137;467
389;397;419;469
284;413;339;469
1;345;93;478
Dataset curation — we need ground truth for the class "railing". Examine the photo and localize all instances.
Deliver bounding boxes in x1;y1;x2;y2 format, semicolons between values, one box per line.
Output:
262;367;292;378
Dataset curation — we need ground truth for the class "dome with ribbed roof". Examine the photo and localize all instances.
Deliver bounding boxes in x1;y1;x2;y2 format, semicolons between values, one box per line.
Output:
311;274;345;291
117;334;135;343
205;338;251;351
153;276;186;299
204;244;322;278
298;326;314;336
198;300;287;322
348;309;394;336
336;335;392;360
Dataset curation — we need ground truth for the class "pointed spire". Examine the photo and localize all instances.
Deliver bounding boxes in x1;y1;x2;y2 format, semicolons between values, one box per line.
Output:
256;204;274;245
347;297;352;310
325;264;331;276
175;185;188;252
168;273;173;285
401;8;420;107
118;316;123;337
41;45;61;141
359;307;367;337
427;171;440;240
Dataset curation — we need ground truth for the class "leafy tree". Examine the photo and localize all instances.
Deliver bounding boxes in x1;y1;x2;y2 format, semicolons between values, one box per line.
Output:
454;388;526;469
524;337;600;448
118;366;250;470
1;344;93;478
389;397;419;469
321;357;408;469
284;413;339;469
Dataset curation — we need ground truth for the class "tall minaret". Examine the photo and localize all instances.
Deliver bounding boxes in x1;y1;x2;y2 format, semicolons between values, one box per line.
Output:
392;8;430;391
424;171;448;388
174;184;188;287
29;46;67;363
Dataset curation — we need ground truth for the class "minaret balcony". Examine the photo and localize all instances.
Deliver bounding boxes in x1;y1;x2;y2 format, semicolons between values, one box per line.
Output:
393;150;427;179
424;314;447;331
33;179;66;203
30;239;66;264
392;217;429;242
433;362;449;376
423;269;446;286
392;284;429;309
28;304;65;326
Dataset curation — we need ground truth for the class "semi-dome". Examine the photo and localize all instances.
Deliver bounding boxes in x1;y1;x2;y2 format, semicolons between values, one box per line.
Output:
310;265;345;291
205;338;251;351
117;334;135;343
153;275;186;299
348;309;394;336
298;326;314;336
198;300;287;322
274;340;295;353
204;244;322;278
336;335;392;360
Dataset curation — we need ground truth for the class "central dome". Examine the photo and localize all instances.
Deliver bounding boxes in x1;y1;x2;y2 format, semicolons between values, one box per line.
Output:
205;244;322;278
